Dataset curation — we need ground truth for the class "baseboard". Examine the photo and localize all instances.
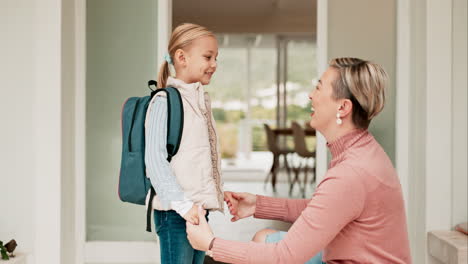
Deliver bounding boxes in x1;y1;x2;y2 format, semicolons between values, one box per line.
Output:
84;241;160;263
0;253;27;264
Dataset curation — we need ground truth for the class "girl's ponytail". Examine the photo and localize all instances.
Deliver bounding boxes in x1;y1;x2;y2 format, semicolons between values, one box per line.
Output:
157;60;170;88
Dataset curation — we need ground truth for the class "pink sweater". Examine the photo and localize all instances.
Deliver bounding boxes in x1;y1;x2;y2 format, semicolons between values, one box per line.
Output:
212;130;411;264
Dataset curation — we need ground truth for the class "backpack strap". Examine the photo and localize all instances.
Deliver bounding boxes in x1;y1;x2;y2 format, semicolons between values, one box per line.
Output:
161;87;184;160
146;187;156;232
146;86;184;232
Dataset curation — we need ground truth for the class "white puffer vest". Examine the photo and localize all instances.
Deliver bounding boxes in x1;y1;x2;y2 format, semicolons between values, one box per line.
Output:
147;77;224;212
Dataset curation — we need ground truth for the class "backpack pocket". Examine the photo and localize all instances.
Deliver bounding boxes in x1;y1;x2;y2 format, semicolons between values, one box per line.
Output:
118;151;150;205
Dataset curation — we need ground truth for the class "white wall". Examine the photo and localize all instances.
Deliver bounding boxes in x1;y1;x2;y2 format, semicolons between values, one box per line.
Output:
398;0;468;262
62;0;77;262
0;0;36;258
326;1;467;263
33;1;63;263
451;0;467;229
1;1;465;264
404;0;428;262
326;0;397;163
0;0;77;263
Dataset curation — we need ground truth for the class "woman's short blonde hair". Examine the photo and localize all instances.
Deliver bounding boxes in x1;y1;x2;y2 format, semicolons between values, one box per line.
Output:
329;58;388;129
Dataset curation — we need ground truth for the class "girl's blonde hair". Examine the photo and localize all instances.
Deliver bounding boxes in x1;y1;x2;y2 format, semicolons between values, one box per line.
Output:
329;57;388;129
157;23;215;88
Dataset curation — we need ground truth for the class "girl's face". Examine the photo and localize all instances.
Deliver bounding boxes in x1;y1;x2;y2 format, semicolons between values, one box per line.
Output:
308;67;343;134
183;36;218;85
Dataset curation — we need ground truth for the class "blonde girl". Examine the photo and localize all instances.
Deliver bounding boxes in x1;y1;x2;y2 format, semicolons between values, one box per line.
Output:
145;23;225;264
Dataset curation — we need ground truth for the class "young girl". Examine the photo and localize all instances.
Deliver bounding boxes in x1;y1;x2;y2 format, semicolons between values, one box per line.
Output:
144;23;225;264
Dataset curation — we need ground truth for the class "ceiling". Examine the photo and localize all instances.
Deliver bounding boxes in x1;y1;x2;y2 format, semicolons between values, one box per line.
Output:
173;0;317;35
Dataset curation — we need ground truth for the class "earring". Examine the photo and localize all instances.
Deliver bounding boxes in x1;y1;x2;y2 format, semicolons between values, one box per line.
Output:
336;112;343;125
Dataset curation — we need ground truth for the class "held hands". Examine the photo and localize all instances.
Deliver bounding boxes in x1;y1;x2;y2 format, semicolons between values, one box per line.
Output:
186;205;214;251
224;191;257;222
186;193;258;251
183;204;200;225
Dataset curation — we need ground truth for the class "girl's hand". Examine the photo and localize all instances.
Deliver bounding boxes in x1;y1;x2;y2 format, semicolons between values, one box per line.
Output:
183;204;199;225
224;191;239;216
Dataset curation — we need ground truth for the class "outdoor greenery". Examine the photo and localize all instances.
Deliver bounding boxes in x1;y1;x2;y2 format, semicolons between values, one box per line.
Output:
215;107;316;157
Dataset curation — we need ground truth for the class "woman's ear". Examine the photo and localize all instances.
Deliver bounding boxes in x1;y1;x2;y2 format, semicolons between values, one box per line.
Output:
174;49;186;67
338;99;353;118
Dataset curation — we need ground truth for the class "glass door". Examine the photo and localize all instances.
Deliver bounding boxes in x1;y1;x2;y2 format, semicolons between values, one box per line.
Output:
86;0;157;242
284;37;317;151
208;34;317;167
208;34;277;167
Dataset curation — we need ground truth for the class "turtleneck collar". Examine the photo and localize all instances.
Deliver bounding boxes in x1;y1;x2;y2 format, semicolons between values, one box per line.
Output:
166;76;208;114
327;129;369;158
167;76;201;92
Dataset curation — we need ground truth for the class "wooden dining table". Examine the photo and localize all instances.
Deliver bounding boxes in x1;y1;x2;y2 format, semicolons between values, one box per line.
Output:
272;127;316;136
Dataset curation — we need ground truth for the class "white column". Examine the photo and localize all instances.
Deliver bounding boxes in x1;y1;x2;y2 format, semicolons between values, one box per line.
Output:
451;0;467;229
33;0;63;263
157;0;172;67
315;0;328;184
425;0;453;233
75;0;86;263
396;0;410;212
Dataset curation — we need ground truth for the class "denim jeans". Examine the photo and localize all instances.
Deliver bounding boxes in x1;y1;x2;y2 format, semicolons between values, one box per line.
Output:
154;209;209;264
265;231;325;264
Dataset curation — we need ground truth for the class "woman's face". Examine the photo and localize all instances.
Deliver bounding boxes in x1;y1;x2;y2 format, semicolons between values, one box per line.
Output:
309;67;343;133
183;36;218;85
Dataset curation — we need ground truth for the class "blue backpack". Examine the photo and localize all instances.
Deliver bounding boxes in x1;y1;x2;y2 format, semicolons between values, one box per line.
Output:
118;80;184;232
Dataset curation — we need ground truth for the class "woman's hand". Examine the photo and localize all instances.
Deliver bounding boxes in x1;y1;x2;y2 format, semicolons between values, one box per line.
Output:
186;205;214;251
224;191;257;222
183;204;199;225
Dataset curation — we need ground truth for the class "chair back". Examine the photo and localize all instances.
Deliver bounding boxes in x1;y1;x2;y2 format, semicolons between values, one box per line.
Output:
291;121;315;157
263;124;279;154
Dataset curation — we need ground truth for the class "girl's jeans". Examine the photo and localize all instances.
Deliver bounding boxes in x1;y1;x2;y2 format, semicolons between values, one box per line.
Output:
154;209;209;264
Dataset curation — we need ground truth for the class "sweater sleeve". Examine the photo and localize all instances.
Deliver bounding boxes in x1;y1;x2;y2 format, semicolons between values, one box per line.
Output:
212;165;366;264
145;96;188;210
254;196;311;223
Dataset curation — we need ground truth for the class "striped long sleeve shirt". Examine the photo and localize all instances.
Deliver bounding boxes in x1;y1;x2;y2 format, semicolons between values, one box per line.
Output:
145;96;193;217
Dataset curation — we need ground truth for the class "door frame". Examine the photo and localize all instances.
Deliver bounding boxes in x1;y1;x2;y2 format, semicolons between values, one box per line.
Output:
74;0;171;263
75;0;328;262
316;0;329;183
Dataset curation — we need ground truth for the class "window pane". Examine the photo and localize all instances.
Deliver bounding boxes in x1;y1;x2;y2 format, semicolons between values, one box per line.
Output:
286;40;317;151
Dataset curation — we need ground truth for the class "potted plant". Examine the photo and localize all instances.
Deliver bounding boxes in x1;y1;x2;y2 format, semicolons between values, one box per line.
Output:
0;239;17;260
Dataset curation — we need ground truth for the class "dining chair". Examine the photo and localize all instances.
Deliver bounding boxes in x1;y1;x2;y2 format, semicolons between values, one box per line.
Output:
290;121;316;197
263;123;293;191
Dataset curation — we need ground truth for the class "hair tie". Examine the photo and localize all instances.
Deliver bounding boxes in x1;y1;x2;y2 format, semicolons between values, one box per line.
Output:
164;53;173;65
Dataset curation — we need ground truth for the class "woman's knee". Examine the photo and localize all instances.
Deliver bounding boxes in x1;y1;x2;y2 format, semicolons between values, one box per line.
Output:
252;228;277;243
